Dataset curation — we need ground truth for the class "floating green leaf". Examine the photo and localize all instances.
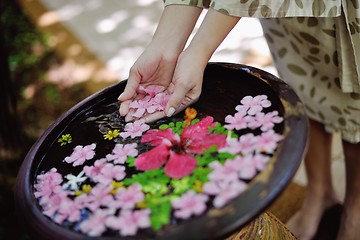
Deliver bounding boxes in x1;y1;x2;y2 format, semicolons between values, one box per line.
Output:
147;197;172;230
124;169;170;196
126;157;136;167
57;133;72;146
192;167;212;182
171;176;195;195
159;124;169;130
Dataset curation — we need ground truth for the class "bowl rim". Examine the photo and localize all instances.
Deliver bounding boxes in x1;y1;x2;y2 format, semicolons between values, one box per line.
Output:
15;62;308;240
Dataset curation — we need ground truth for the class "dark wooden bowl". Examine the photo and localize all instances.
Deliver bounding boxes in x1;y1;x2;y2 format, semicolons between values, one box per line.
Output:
15;63;308;240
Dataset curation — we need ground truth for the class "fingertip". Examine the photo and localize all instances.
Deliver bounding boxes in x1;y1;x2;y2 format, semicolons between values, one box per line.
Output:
144;111;166;123
119;74;140;102
125;114;133;122
166;107;176;117
166;84;187;115
119;100;131;116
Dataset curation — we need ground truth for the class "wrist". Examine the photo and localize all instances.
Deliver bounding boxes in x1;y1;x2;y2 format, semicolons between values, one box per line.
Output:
180;48;209;70
150;5;202;54
185;9;240;63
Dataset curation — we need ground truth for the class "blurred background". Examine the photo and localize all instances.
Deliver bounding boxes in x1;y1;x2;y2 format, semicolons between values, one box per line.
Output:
0;0;345;239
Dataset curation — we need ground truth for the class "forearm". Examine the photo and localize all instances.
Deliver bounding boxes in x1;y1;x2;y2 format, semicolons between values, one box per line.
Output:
150;5;203;54
185;9;241;66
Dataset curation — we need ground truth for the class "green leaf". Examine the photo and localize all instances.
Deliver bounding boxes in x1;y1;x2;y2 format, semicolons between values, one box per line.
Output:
175;121;183;128
126;157;136;167
123;169;170;196
147;198;172;230
193;167;212;182
159;124;169;130
191;118;200;124
171;177;195;195
217;152;236;164
209;122;228;134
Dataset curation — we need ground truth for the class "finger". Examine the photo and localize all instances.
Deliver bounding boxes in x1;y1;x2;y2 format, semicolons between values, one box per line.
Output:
165;83;188;117
118;70;141;102
125;108;137;122
143;111;167;123
119;99;133;116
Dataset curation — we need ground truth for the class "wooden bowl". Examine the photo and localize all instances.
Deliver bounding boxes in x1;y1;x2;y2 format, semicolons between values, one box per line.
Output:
15;63;308;239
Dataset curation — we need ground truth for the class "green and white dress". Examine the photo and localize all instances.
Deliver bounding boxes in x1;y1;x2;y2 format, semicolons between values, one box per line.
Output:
164;0;360;143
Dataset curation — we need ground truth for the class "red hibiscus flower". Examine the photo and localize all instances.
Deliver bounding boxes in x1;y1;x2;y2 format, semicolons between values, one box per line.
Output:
135;116;227;178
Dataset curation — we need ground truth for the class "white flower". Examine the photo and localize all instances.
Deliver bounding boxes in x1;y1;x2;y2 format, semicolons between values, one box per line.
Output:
62;171;87;190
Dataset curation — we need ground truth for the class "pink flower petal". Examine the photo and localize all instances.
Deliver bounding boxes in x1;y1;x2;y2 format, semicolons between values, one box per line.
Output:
139;85;165;97
141;129;178;146
164;151;197;178
181;116;215;139
135;144;169;171
172;190;208;219
187;134;226;154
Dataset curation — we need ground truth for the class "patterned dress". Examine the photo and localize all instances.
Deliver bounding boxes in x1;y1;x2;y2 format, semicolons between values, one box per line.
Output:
164;0;360;143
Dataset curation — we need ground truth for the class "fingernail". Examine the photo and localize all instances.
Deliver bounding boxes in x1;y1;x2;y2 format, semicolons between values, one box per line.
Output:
117;93;123;100
167;107;175;117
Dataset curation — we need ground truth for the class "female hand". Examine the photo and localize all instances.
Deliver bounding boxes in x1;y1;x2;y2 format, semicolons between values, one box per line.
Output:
119;7;240;123
118;44;179;122
118;4;203;122
163;9;241;120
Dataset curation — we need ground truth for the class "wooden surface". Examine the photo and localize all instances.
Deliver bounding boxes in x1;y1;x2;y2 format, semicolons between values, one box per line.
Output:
228;212;297;240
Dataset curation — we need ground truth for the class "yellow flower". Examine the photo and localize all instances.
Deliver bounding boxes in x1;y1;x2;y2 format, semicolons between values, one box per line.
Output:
75;184;92;196
136;201;147;208
192;180;203;193
110;181;124;194
104;129;120;140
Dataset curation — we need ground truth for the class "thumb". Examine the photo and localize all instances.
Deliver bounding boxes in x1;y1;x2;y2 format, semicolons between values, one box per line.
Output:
118;71;141;102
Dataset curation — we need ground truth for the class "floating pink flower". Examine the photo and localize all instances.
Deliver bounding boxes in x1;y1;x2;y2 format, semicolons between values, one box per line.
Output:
106;143;138;164
106;209;151;236
208;160;241;183
224;111;250;131
135;116;227;178
80;209;114;237
85;184;114;211
233;155;258;180
110;184;144;209
120;119;150;139
40;187;69;218
213;180;247;208
64;143;96;166
221;133;258;155
235;95;271;115
54;198;81;224
34;168;63;198
94;163;126;185
172;190;208;219
257;130;284;153
237;133;258;155
83;158;107;179
253;111;283;132
253;153;271;171
219;138;242;155
203;180;247;208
